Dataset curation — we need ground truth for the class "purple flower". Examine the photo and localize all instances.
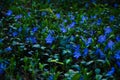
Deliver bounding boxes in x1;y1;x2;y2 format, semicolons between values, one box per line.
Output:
98;35;106;43
45;34;54;44
106;67;115;76
107;40;114;50
109;15;115;22
6;10;12;16
116;35;120;42
104;26;112;34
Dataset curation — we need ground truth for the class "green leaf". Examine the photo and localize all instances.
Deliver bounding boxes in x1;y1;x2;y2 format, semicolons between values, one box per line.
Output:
72;73;81;80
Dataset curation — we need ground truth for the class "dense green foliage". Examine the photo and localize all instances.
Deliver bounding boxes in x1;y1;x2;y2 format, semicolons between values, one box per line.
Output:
0;0;120;80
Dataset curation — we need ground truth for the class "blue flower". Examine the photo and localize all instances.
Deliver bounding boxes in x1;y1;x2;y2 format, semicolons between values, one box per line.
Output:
56;13;60;19
107;40;114;50
85;2;89;8
60;27;67;33
0;63;6;75
116;61;120;67
41;12;47;16
106;67;115;76
114;50;120;60
73;50;81;59
6;10;12;16
5;46;12;52
69;22;76;28
95;48;105;59
15;14;22;20
45;34;54;44
18;27;22;32
26;36;37;44
48;75;54;80
116;35;120;42
86;38;92;46
98;35;106;43
109;15;115;22
0;38;3;43
104;26;112;34
32;27;38;33
96;18;102;25
90;0;96;3
81;15;88;23
12;31;18;37
114;3;118;8
83;48;88;57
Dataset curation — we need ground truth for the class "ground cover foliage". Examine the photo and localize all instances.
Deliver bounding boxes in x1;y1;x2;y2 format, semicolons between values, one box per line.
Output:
0;0;120;80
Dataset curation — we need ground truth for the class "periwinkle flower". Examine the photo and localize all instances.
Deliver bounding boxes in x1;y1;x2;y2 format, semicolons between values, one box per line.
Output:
18;27;22;32
69;22;76;28
15;14;22;20
85;2;89;8
60;27;67;33
106;67;115;76
26;36;37;44
98;35;106;43
116;61;120;67
86;38;92;46
114;3;118;8
104;26;112;34
109;15;115;22
107;40;114;50
83;48;88;57
70;15;75;20
32;27;38;33
114;50;120;60
56;13;60;19
116;35;120;42
27;12;31;17
41;12;47;16
91;0;96;3
0;38;3;43
5;46;12;52
12;31;18;37
0;63;6;75
95;48;105;59
97;18;102;25
73;50;81;59
45;34;54;44
81;15;88;23
6;10;12;16
48;75;54;80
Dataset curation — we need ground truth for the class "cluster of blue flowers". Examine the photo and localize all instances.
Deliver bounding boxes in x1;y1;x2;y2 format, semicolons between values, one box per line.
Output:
0;0;120;79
